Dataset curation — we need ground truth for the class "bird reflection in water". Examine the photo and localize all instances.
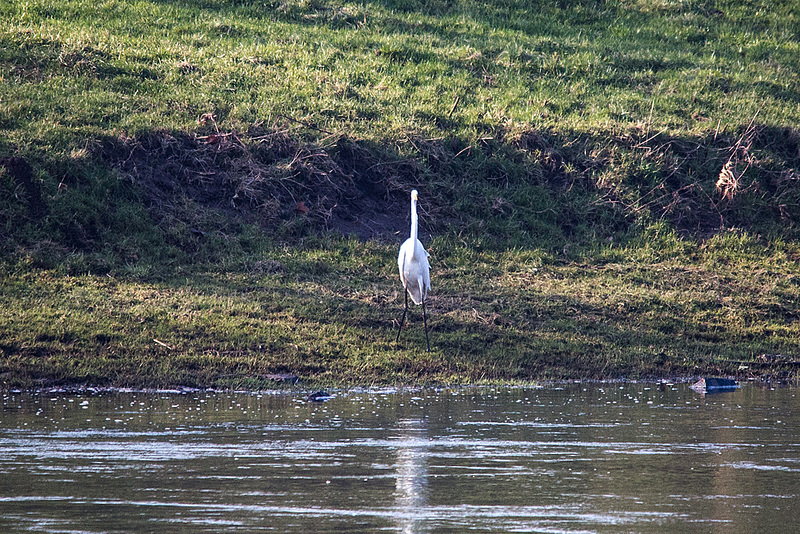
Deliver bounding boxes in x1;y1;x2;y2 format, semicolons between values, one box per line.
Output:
394;418;430;533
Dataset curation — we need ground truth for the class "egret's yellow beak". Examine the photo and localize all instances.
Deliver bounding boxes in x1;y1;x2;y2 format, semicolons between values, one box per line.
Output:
411;190;418;200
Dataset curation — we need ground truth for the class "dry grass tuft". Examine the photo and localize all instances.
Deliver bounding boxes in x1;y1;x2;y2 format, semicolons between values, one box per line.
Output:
716;160;740;200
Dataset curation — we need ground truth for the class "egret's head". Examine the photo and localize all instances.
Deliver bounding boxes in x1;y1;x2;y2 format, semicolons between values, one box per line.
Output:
411;190;419;200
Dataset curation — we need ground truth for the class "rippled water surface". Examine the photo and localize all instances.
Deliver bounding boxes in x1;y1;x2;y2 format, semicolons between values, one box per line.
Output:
1;383;798;533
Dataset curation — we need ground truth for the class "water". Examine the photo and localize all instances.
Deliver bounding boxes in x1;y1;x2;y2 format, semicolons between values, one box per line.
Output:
1;383;798;533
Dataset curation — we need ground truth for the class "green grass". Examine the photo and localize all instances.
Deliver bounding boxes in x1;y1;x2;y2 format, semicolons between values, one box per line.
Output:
1;0;800;387
2;232;800;388
2;0;798;141
2;0;798;250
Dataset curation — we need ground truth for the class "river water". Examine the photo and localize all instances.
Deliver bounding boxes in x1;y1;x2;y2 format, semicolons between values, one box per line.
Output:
1;383;798;533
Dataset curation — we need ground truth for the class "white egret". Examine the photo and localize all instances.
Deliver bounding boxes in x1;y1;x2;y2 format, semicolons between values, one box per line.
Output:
396;189;431;351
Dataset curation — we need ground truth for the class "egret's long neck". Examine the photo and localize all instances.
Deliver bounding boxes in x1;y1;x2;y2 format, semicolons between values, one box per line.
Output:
410;197;418;242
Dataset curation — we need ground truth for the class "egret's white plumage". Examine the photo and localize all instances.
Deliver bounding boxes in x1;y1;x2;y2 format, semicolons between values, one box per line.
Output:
396;190;431;351
398;190;430;305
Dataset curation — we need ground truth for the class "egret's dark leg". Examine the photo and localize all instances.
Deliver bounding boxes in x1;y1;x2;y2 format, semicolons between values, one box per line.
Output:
422;300;430;352
395;290;408;342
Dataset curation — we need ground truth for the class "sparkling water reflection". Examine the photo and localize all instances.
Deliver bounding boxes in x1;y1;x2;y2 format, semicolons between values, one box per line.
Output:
1;383;798;533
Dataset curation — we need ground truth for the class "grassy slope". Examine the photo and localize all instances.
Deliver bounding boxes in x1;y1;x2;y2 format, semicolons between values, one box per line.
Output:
1;0;800;387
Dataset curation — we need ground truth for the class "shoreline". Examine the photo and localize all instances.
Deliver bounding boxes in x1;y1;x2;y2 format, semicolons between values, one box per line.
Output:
3;376;797;396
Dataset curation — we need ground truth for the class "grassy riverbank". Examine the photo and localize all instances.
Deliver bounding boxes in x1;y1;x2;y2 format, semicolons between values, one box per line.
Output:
3;232;800;389
2;0;800;387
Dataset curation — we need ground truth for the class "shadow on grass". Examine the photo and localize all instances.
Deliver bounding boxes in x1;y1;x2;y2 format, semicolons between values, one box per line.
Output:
106;122;800;243
4;118;800;280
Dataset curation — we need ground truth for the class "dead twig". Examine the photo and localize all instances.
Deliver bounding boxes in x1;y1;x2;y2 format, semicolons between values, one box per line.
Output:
447;95;460;117
153;338;174;350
